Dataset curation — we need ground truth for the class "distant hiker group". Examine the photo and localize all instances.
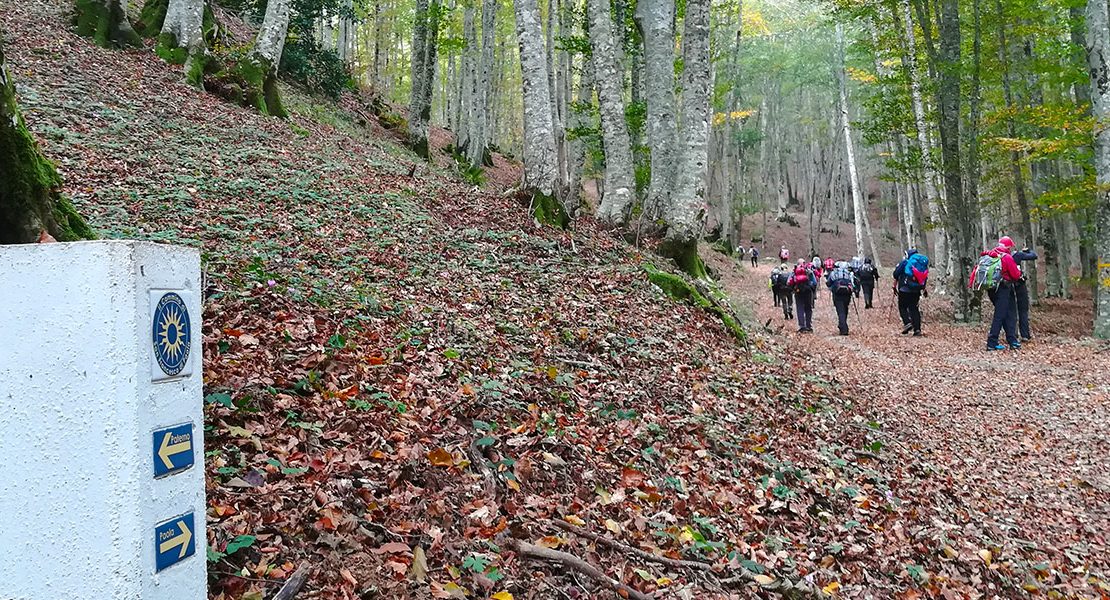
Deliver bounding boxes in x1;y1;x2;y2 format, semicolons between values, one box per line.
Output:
762;238;1038;350
769;253;883;336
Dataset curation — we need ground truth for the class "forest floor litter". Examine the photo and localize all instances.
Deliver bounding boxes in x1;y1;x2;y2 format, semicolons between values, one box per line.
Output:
3;2;1109;598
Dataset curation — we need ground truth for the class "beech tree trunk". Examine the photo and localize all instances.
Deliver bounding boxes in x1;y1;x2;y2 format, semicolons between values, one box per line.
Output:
901;0;944;263
662;0;710;276
937;0;974;318
636;0;677;219
514;0;564;220
158;0;206;88
588;0;636;226
0;37;92;243
409;0;441;158
74;0;141;48
837;25;868;260
1086;0;1110;337
243;0;291;117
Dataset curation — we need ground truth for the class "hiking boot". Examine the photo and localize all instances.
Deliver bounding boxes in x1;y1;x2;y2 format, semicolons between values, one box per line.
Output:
987;344;1006;351
1010;343;1021;350
912;331;923;337
798;327;806;333
902;324;914;335
1021;337;1032;343
839;331;849;336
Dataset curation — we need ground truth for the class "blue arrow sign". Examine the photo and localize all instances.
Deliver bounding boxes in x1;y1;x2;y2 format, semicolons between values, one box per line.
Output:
152;423;194;478
155;513;195;572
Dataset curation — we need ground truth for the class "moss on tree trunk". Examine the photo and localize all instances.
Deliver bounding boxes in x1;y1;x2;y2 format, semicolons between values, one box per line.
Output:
0;42;93;243
74;0;142;49
529;190;569;229
135;0;170;37
643;264;746;341
659;237;708;280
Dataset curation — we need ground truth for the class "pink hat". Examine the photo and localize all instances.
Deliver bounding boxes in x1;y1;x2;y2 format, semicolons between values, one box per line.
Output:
998;236;1015;249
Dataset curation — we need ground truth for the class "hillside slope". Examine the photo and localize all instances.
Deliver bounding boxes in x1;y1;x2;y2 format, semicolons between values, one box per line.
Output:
5;3;1103;599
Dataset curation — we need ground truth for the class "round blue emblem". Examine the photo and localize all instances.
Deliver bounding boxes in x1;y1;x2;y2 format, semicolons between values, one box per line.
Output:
153;292;191;377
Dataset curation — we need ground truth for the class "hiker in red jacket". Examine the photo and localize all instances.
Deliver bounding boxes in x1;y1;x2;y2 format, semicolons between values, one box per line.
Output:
981;236;1024;351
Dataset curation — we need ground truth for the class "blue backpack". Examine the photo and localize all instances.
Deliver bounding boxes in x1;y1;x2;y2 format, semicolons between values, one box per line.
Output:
902;254;929;289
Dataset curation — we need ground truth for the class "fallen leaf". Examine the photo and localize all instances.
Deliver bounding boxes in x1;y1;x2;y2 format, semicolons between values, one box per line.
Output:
428;448;454;467
373;542;412;555
563;515;586;526
754;574;775;585
409;546;428;582
978;549;992;567
491;592;514;600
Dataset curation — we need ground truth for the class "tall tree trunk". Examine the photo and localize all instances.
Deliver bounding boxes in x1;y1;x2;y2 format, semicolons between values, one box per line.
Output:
246;0;292;117
636;0;677;220
158;0;207;88
514;0;564;221
967;0;985;259
588;0;636;226
838;25;869;261
901;0;944;263
75;0;141;48
0;37;92;243
372;0;385;90
937;0;973;318
1087;0;1110;337
996;0;1038;300
410;0;441;158
662;0;710;276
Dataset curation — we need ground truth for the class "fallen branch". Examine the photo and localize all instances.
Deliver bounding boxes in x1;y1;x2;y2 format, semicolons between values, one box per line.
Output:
551;520;711;572
717;571;823;599
505;538;654;600
271;563;310;600
550;520;823;598
467;438;498;500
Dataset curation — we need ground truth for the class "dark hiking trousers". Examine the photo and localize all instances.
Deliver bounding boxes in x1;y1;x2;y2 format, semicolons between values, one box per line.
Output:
832;291;852;334
795;290;813;331
777;290;793;319
898;290;921;334
1014;278;1031;339
861;280;876;308
987;283;1019;347
751;256;758;267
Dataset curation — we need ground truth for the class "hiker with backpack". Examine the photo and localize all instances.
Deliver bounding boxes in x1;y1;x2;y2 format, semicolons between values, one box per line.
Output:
892;248;929;336
825;261;860;335
770;265;782;307
788;263;816;332
969;236;1024;351
856;257;880;308
1013;245;1038;342
770;264;794;320
750;246;760;268
811;256;824;305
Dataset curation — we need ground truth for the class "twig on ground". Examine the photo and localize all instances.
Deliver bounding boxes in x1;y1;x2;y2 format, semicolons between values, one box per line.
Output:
271;563;311;600
467;438;499;500
551;520;711;572
551;355;603;369
505;538;654;600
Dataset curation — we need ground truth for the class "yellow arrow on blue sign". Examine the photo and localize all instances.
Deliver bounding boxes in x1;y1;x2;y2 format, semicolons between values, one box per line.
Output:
152;424;194;477
155;512;196;572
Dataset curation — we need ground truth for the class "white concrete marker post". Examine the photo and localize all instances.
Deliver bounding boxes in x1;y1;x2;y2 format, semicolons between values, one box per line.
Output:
0;241;207;600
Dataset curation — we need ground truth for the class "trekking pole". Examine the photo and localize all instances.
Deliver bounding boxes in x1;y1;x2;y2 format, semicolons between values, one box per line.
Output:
853;296;862;329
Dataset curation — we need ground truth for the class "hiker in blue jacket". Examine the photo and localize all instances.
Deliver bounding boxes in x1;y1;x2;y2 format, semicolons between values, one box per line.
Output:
892;248;928;336
1012;246;1038;342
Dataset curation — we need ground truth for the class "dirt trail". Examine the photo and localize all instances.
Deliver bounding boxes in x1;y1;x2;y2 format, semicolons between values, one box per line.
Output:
717;255;1110;590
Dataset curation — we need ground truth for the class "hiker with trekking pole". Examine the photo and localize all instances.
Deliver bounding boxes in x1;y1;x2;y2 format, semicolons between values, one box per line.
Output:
892;248;929;337
825;261;860;336
969;236;1024;351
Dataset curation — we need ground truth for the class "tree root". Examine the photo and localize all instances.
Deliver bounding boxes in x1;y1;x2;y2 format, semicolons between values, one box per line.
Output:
505;538;654;600
552;520;712;572
549;519;825;599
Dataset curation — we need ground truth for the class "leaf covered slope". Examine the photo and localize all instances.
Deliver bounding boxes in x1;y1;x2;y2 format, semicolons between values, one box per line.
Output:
6;3;1106;599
